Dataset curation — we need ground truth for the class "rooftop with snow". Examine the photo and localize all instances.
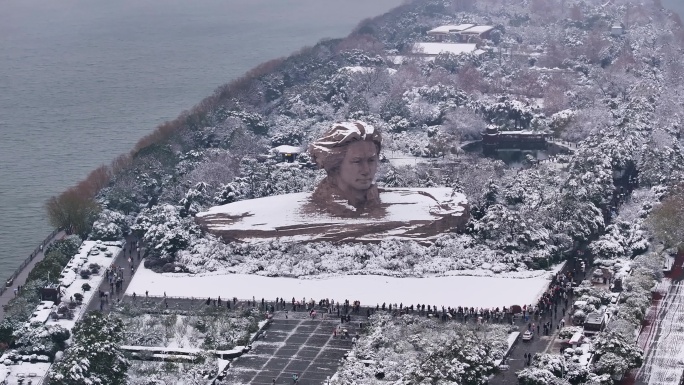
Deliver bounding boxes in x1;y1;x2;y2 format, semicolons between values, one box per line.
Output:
412;42;486;56
0;240;123;385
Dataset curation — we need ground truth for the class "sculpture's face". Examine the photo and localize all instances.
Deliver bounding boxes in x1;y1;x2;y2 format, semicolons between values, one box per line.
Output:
336;140;379;193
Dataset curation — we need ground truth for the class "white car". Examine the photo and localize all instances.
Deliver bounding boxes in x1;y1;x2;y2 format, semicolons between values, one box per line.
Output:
522;330;534;341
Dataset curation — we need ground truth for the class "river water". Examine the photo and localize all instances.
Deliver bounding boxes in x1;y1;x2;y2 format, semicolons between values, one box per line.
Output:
0;0;403;282
1;0;681;283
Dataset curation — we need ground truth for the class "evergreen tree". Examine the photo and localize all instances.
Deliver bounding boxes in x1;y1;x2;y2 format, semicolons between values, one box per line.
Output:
48;312;129;385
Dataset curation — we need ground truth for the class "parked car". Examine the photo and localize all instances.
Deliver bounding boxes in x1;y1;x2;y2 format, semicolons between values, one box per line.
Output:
522;330;533;341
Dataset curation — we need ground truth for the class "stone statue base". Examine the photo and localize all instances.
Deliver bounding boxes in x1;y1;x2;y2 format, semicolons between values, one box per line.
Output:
196;188;469;243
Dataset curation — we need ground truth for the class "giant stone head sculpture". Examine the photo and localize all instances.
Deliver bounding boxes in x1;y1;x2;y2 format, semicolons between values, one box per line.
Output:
309;121;382;212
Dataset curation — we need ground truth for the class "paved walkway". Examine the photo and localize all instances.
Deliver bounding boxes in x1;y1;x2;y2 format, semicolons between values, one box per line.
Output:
0;230;66;320
222;313;360;385
88;235;143;313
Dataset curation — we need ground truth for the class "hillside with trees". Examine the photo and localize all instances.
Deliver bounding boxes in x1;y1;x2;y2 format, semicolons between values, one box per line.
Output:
42;0;680;276
34;0;684;383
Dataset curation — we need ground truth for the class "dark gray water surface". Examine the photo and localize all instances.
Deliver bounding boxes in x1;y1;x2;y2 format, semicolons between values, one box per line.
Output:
0;0;403;281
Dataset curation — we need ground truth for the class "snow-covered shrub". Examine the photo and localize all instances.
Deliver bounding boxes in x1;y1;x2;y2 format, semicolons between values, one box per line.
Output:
174;233;532;278
558;326;583;340
116;303;261;351
517;367;565;385
89;209;128;241
571;310;587;325
591;331;643;378
11;324;70;358
332;313;508;385
127;354;219;385
133;204;200;268
589;221;648;260
573;281;611;306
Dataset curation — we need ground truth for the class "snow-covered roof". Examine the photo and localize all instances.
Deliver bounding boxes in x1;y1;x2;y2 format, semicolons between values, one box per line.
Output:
27;302;54;325
427;24;475;34
413;42;479;56
577;343;593;366
460;25;495;34
272;145;302;154
570;331;584;344
2;241;123;384
584;312;605;325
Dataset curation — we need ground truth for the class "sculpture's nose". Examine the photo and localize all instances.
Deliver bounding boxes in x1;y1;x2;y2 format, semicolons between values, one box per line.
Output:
360;161;370;176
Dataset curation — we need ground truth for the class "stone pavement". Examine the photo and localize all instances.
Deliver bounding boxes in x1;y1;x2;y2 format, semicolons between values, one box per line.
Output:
0;230;66;320
222;312;360;385
88;235;143;313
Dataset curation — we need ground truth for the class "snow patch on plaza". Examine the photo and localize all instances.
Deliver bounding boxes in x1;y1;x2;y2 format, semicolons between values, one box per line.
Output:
126;264;558;308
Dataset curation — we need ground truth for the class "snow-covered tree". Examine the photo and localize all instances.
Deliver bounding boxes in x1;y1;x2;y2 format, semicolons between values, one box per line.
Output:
48;312;129;385
590;330;643;378
89;209;128;241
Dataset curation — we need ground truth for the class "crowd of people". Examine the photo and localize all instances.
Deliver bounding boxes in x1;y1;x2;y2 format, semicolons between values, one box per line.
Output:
98;239;142;311
143;261;583;340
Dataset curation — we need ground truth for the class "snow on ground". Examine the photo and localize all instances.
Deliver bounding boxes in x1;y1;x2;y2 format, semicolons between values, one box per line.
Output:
636;279;684;385
386;153;427;167
197;187;468;243
0;362;51;385
126;264;556;308
0;240;123;385
199;188;466;230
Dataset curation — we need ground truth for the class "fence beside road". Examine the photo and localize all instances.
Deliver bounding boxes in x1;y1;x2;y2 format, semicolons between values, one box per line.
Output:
1;228;62;297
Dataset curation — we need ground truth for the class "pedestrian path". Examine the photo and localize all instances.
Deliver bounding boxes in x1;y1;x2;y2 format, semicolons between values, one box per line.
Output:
88;235;143;313
0;230;66;320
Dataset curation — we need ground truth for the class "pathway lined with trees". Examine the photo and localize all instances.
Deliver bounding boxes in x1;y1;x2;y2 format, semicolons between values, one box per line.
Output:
0;230;65;320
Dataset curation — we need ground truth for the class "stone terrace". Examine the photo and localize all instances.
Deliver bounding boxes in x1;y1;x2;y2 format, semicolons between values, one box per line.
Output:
222;313;360;385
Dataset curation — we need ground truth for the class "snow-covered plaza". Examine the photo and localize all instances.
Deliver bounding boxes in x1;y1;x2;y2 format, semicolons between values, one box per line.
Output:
126;264;560;308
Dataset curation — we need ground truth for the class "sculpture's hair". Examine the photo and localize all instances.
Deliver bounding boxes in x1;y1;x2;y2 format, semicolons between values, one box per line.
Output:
308;121;382;174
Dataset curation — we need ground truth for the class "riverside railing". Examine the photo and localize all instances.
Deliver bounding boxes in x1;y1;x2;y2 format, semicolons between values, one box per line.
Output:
1;228;61;297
